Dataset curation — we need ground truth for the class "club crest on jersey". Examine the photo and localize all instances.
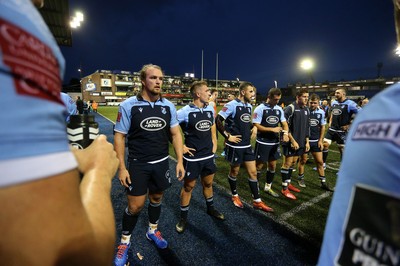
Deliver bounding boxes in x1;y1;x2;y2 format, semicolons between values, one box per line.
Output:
140;117;167;131
332;109;343;115
266;116;279;124
310;118;320;127
139;107;143;113
193;113;197;118
240;113;251;123
161;107;167;114
195;120;212;131
207;112;211;118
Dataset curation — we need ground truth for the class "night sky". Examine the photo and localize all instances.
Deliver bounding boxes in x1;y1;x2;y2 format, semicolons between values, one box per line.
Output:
61;0;399;94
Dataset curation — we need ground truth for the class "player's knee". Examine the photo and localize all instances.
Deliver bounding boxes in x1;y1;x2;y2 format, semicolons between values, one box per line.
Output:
183;183;195;192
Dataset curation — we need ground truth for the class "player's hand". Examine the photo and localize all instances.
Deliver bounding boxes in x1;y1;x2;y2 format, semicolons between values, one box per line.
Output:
183;145;196;156
228;134;242;143
318;140;324;150
118;168;131;188
282;134;289;143
176;162;185;181
73;135;119;181
291;140;299;150
273;127;282;133
305;143;310;152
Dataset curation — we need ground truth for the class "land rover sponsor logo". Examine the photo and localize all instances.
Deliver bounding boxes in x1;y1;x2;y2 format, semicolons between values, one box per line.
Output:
195;120;212;131
310;118;320;127
352;120;400;146
140;117;166;131
266;116;279;124
240;113;251;123
332;109;342;115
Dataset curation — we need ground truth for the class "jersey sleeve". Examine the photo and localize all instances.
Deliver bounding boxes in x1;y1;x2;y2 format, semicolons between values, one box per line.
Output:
114;101;132;134
218;101;234;119
252;105;263;124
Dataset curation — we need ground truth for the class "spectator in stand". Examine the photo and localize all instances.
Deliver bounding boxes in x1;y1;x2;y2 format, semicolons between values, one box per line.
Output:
253;88;289;198
216;82;274;213
76;96;84;114
91;100;98;113
113;64;184;266
0;1;119;265
227;93;235;101
280;88;310;200
175;81;225;234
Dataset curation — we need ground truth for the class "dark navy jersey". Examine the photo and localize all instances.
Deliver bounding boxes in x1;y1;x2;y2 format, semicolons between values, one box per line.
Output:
329;99;359;130
218;99;253;147
114;95;179;163
284;102;310;147
177;103;215;160
253;102;286;144
309;108;326;142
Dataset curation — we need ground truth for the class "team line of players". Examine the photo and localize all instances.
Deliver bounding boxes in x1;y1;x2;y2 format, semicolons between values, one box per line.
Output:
112;64;360;265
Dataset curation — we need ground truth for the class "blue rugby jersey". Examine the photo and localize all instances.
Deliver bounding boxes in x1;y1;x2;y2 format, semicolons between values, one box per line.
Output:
253;102;286;144
114;95;179;163
318;84;400;265
309;108;326;142
218;99;253;147
0;0;77;187
329;99;359;131
177;103;215;160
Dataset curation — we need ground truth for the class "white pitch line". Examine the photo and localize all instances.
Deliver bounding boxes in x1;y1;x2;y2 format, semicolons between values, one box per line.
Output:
280;191;332;221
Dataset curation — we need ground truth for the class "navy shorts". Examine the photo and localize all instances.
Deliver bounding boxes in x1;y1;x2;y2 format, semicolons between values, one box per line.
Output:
282;145;306;157
254;141;281;162
183;156;216;180
308;141;322;153
225;145;255;165
325;129;347;145
126;158;171;196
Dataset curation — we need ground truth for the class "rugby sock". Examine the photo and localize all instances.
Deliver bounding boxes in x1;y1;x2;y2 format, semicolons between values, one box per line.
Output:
298;173;305;180
228;175;238;195
148;201;161;226
288;168;293;179
256;170;262;180
281;168;289;190
122;206;140;236
180;204;189;220
319;175;326;184
323;149;329;163
206;196;215;211
248;178;260;199
266;170;275;184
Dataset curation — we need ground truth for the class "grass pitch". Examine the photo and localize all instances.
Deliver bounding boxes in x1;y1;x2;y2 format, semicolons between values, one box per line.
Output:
98;105;340;247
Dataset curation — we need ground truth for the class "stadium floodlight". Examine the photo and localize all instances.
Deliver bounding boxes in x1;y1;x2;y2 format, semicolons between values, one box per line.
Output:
299;57;315;84
395;45;400;56
70;11;84;29
300;58;314;71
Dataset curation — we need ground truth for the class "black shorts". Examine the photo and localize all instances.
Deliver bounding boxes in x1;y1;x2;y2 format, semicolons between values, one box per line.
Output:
308;141;322;153
126;158;171;196
225;144;255;165
325;129;347;145
282;145;306;157
183;155;216;180
254;141;281;162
